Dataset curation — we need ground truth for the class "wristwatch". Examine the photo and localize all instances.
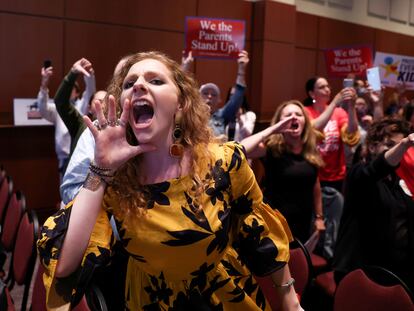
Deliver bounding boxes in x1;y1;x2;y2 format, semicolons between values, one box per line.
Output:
83;172;105;191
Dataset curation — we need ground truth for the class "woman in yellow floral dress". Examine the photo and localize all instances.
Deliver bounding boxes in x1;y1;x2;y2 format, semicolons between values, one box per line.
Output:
37;51;303;310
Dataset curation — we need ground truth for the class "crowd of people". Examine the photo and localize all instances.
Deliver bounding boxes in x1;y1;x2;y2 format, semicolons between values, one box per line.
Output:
34;49;414;310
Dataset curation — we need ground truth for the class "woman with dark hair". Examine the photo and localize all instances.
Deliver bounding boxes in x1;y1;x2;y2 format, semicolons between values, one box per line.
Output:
241;100;325;242
334;118;414;291
403;100;414;126
303;76;360;192
37;51;302;310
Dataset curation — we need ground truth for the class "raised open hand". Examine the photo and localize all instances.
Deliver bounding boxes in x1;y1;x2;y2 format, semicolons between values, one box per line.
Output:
83;95;156;170
181;50;194;71
40;66;53;89
237;50;249;73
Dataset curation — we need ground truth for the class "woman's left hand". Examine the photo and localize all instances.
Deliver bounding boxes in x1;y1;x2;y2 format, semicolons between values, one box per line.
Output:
314;218;326;231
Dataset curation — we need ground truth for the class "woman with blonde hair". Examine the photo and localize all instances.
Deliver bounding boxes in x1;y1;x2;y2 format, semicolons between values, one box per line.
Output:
37;51;302;310
242;100;325;242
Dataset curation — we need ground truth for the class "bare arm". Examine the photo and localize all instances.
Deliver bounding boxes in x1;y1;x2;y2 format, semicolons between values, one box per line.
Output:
181;50;194;72
56;182;106;277
346;90;358;134
313;177;325;232
55;96;156;277
384;133;414;167
312;87;355;131
235;50;249;87
269;265;304;311
73;58;96;115
37;67;57;123
367;85;385;121
241;116;294;158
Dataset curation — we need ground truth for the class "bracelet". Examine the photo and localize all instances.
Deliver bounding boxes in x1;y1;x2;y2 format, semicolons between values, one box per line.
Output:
273;277;295;288
90;161;115;172
315;213;324;220
89;162;116;184
84;171;106;191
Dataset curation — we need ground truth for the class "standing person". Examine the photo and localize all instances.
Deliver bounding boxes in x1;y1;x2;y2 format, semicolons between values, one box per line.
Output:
241;100;325;243
396;101;414;201
37;61;96;179
54;58;105;156
38;51;302;311
60;54;132;204
303;77;360;193
225;89;256;142
198;50;249;139
334;118;414;291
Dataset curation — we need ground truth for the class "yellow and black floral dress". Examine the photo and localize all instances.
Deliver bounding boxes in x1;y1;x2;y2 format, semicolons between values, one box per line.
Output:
37;142;292;310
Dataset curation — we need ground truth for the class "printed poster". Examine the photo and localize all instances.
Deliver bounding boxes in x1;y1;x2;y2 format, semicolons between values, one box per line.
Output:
185;17;245;59
374;51;414;90
324;45;373;78
13;98;53;126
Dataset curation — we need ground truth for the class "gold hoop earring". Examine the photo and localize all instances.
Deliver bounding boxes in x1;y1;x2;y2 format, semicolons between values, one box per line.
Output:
169;111;184;158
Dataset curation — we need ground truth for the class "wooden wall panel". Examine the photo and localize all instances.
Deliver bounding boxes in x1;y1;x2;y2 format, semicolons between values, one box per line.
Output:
263;1;296;43
65;0;196;32
318;18;376;49
260;41;295;121
296;12;318;49
252;0;295;43
64;21;184;91
250;41;264;120
0;0;63;17
375;29;414;55
293;48;317;101
0;126;60;210
316;50;343;95
0;13;63;124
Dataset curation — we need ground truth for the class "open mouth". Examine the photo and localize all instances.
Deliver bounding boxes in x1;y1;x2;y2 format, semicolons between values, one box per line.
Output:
133;101;154;125
291;122;299;130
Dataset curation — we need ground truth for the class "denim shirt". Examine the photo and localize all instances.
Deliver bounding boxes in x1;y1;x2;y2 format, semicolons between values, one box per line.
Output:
209;84;245;137
60;128;95;204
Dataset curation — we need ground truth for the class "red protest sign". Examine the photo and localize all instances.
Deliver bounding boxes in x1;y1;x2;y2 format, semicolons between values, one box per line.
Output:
324;45;373;78
185;17;245;59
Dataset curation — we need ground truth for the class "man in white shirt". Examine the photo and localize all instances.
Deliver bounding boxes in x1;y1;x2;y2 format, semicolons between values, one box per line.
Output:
37;63;96;180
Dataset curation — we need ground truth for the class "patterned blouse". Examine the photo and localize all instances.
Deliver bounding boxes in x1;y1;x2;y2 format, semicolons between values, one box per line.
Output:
37;142;292;310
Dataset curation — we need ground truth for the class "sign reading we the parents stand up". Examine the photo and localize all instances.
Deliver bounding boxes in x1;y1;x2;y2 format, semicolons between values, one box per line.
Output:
185;17;245;59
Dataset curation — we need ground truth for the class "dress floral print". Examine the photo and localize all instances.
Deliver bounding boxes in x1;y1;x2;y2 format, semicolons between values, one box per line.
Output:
37;142;292;310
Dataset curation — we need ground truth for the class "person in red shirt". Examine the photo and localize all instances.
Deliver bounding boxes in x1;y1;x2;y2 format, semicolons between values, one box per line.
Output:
398;149;414;196
303;77;360;193
398;101;414;196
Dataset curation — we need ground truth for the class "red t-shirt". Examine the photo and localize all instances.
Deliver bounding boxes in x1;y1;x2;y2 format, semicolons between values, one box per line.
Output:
305;106;349;182
397;148;414;197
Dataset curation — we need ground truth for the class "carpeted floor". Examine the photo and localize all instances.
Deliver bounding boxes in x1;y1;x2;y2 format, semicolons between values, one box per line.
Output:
4;252;37;310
